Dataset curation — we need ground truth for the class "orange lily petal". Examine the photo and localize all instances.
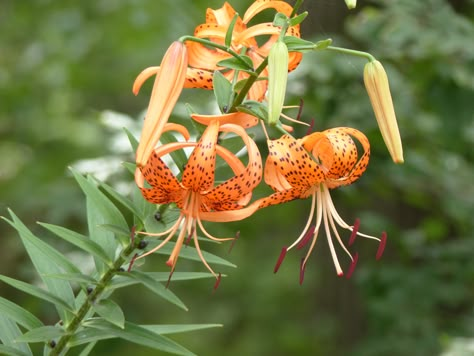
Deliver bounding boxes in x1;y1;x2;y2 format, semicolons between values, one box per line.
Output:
186;40;229;70
256;188;307;208
266;135;326;188
133;66;159;95
235;23;281;47
323;127;370;188
199;202;260;222
136;41;188;167
243;0;294;24
204;123;262;206
191;112;258;128
181;120;220;192
185;67;214;89
136;152;183;204
263;155;292;191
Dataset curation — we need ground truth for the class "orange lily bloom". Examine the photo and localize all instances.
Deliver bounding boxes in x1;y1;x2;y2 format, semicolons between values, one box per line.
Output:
258;128;386;281
134;41;188;168
186;0;303;101
135;120;262;279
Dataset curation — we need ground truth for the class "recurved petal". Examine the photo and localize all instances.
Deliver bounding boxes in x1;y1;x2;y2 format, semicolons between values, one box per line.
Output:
186;40;229;70
199;201;260;222
236;23;280;47
264;155;292;191
133;66;159;96
181;120;220;192
191;112;258;128
255;187;306;209
243;0;294;24
204;123;262;206
323;127;370;188
267;135;325;188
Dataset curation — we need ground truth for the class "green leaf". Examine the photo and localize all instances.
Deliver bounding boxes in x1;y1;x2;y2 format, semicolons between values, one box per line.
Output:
144;241;237;268
42;273;98;286
143;324;223;335
108;272;215;290
217;55;254;73
272;12;288;27
314;38;332;50
120;271;187;311
236;100;268;121
213;71;233;113
288;11;308;26
283;35;319;52
0;345;30;356
78;341;97;356
124;127;139;152
143;205;180;234
15;326;66;343
92;299;125;329
99;181;142;220
0;315;32;356
0;296;43;331
225;13;238;48
71;169;128;260
2;210;77;324
82;318;194;356
39;223;113;267
0;275;74;312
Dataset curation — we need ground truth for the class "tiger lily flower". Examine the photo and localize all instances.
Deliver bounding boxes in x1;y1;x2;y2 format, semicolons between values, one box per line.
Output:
135;120;262;280
258;127;386;281
134;41;188;168
186;0;303;101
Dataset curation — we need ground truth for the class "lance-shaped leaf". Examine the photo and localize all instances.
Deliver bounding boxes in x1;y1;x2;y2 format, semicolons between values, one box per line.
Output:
91;299;125;329
0;296;43;331
39;223;113;266
118;271;187;311
82;318;194;356
15;326;66;343
108;272;215;290
213;70;233;113
0;275;74;312
2;210;77;324
0;315;32;356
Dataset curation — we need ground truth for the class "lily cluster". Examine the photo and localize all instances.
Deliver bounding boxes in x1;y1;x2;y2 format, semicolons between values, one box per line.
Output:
132;0;402;285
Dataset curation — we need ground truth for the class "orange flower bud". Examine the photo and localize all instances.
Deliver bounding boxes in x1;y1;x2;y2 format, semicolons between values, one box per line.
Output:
135;41;188;167
364;60;404;163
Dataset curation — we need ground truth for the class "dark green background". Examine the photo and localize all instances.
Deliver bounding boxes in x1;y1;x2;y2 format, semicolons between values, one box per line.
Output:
1;0;473;355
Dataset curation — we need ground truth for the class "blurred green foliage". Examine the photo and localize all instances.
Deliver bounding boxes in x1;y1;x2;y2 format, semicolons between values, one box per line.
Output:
1;0;473;355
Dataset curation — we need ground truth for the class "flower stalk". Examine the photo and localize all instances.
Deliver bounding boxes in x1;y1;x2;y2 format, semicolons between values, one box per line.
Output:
49;230;143;355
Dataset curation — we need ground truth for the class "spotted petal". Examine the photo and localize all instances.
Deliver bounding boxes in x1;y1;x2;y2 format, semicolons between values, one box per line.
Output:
181;120;220;192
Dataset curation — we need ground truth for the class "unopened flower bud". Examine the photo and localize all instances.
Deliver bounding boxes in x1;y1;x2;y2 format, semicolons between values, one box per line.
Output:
345;0;357;9
135;41;188;167
268;40;289;126
364;60;404;163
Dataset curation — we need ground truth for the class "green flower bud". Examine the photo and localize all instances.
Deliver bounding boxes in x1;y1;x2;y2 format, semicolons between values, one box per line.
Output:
345;0;357;9
268;40;289;126
364;60;404;164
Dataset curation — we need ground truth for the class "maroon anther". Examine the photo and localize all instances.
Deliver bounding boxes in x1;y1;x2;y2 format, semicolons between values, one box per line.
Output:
296;98;305;121
130;225;136;244
184;227;195;247
346;252;359;279
213;273;222;293
376;232;387;260
166;269;175;289
306;118;315;136
127;253;138;272
349;218;360;246
299;258;306;285
228;231;240;254
274;247;288;273
297;226;315;249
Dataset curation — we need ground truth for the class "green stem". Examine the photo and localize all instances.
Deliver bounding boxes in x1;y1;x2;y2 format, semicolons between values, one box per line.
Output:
325;46;376;62
49;230;142;355
229;57;268;111
179;35;254;72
